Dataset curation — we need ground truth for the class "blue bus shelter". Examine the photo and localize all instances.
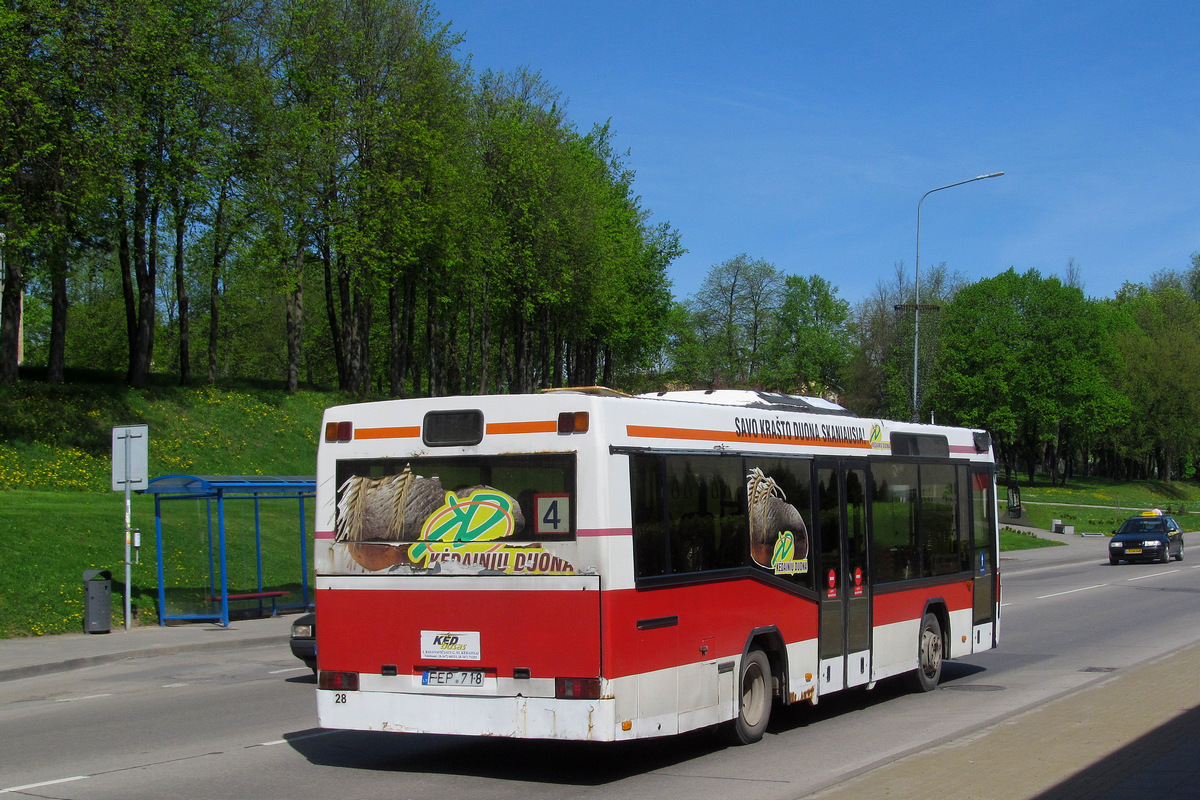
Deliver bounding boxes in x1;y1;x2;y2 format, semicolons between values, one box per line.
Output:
141;475;314;627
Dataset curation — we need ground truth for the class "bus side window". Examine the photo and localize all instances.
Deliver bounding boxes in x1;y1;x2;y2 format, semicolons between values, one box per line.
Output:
664;458;742;576
634;521;669;577
631;453;748;579
871;462;919;583
921;464;960;577
673;513;715;573
631;455;669;578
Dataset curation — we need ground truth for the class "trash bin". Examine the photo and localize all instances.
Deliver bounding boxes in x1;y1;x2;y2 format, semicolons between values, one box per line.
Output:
83;569;112;634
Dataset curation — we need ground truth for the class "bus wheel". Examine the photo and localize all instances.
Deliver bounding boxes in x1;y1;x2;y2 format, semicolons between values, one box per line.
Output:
907;612;943;693
726;649;772;745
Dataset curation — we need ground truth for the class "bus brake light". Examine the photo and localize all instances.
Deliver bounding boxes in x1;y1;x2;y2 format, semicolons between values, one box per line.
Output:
319;670;359;691
555;677;601;699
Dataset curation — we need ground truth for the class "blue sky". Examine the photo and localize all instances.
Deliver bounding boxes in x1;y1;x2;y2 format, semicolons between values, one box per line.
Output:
435;1;1200;306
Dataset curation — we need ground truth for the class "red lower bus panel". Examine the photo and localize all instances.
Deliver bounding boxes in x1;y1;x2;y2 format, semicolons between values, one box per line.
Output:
873;580;973;627
317;586;601;678
601;579;819;678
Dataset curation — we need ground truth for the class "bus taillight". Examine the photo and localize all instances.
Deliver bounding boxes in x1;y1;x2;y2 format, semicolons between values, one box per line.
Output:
555;677;601;699
319;670;359;691
557;411;589;434
324;421;352;442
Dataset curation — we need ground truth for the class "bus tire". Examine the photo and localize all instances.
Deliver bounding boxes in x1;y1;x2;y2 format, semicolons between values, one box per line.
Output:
906;612;943;693
726;649;772;745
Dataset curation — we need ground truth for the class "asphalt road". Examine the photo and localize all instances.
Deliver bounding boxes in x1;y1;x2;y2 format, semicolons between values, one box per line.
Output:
2;534;1198;799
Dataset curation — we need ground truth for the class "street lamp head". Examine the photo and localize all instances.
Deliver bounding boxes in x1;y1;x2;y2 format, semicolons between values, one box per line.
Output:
977;172;1005;179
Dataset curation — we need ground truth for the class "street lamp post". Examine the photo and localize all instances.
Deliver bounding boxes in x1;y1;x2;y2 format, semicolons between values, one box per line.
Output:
912;171;1004;422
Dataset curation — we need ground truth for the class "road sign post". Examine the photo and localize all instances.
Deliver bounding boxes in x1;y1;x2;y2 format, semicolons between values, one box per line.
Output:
111;425;149;631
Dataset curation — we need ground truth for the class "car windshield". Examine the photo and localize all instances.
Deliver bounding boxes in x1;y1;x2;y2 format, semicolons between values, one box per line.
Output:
1118;519;1166;535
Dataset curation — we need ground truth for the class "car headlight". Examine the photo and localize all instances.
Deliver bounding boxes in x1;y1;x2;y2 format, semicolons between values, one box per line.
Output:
292;623;314;638
1144;540;1161;547
1110;541;1122;548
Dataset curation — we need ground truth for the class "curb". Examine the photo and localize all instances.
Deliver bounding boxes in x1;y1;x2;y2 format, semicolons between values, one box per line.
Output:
0;633;289;684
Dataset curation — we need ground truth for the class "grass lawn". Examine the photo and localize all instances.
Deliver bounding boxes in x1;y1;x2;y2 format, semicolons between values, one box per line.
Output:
999;527;1066;551
1014;476;1200;533
0;380;336;637
0;488;313;637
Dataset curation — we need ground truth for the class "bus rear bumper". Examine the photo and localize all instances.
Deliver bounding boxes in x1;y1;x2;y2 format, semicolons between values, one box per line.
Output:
318;689;623;741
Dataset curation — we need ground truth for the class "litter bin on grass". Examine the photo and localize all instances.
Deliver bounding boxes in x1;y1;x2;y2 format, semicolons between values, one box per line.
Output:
83;569;112;633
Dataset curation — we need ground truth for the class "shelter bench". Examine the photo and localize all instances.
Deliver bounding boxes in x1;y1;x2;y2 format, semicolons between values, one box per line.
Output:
203;590;288;617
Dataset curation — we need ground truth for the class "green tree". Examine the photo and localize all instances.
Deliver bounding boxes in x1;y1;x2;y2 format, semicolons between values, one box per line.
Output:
761;274;851;396
1110;284;1200;481
688;254;783;386
844;263;960;420
933;268;1123;484
0;0;110;383
1;0;682;396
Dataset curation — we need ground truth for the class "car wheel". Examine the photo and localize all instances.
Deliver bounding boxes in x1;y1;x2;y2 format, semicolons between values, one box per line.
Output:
1160;546;1171;564
906;612;943;693
1109;556;1120;565
1178;544;1184;562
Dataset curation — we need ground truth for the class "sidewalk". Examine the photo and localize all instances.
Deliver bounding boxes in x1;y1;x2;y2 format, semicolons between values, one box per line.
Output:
813;528;1200;800
0;612;294;683
809;638;1200;800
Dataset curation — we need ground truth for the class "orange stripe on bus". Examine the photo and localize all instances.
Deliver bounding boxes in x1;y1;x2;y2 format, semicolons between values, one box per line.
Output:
354;426;420;440
486;420;558;434
626;424;872;449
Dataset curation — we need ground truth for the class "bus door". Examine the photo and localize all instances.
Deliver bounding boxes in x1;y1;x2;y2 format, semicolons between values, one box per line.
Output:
816;460;871;693
970;466;998;649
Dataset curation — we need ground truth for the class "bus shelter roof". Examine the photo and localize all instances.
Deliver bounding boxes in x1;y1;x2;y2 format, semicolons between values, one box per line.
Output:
141;474;314;496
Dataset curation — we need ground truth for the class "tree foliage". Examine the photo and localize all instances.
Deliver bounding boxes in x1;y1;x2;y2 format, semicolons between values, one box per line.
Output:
0;0;678;396
932;269;1124;483
665;256;851;396
6;0;1200;488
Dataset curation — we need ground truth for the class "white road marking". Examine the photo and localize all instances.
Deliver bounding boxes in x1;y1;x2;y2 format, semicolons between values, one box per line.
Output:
162;682;189;688
1125;570;1180;581
1036;583;1109;599
268;666;311;675
54;694;112;703
1;775;88;793
254;730;338;747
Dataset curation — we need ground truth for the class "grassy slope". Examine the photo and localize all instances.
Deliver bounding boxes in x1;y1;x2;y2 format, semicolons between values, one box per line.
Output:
0;380;343;637
998;528;1064;551
1015;478;1200;533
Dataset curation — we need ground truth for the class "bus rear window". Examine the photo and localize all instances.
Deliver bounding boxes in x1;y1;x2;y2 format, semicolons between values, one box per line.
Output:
334;454;576;553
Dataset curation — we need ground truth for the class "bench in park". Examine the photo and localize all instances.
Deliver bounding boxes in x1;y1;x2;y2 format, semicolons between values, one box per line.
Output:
203;590;288;617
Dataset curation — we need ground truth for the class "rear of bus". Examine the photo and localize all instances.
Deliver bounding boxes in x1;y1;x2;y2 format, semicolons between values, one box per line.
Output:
313;394;613;740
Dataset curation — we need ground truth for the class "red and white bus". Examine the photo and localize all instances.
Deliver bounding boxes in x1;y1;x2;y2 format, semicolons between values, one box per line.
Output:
313;388;999;743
